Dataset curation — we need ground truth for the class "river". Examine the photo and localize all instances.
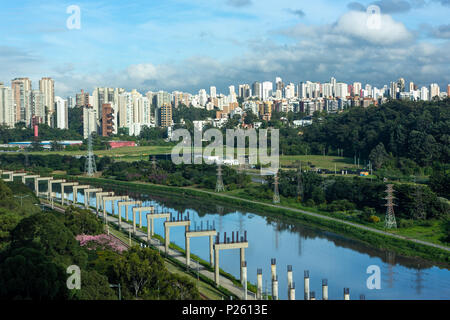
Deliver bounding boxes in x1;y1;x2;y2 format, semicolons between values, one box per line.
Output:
53;185;450;300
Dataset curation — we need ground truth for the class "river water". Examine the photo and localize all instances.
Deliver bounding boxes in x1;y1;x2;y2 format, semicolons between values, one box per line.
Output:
53;186;450;300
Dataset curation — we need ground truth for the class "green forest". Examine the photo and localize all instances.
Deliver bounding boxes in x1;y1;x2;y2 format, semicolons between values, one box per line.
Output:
0;180;199;300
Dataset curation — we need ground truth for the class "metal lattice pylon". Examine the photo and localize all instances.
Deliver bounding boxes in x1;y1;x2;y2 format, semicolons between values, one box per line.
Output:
384;184;397;229
215;162;225;192
273;172;280;204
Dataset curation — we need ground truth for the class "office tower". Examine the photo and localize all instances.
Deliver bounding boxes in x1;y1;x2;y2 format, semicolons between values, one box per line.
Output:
83;105;97;139
409;82;415;92
76;89;90;106
252;81;262;99
353;82;362;96
447;84;450;97
429;83;440;100
262;81;273;100
229;85;235;96
199;89;207;106
39;77;55;125
55;96;68;129
101;103;115;136
11;77;32;123
31;90;45;124
0;83;15;127
156;103;172;128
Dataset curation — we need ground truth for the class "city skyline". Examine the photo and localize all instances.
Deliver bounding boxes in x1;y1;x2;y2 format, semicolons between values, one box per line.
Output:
0;0;449;96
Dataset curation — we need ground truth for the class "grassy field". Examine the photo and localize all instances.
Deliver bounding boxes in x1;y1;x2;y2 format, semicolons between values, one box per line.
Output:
28;145;173;158
280;155;360;170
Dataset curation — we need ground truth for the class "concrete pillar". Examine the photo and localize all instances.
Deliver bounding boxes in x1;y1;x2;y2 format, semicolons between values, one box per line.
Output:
240;247;245;285
304;270;310;300
289;283;296;300
242;261;247;300
132;210;136;234
257;269;263;300
126;206;129;221
165;225;170;254
151;217;155;236
209;235;214;266
287;265;293;299
186;236;190;268
322;279;328;300
272;275;278;300
214;247;220;286
146;214;151;243
139;210;142;228
35;179;38;194
344;288;350;300
271;258;276;281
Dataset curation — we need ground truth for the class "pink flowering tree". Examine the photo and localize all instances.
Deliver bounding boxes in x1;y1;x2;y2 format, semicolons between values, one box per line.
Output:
76;234;128;253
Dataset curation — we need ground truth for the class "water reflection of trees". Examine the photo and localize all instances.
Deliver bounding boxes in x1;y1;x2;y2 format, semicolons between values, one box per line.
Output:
95;183;441;271
263;216;437;270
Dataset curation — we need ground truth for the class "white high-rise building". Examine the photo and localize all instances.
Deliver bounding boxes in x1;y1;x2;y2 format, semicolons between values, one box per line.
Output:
39;77;54;125
262;81;273;100
322;83;333;98
199;89;207;106
353;82;362;96
229;85;235;96
83;106;97;139
31;90;45;123
0;83;15;127
284;83;295;99
335;83;348;98
420;87;429;101
429;83;440;100
55;96;68;129
210;86;217;99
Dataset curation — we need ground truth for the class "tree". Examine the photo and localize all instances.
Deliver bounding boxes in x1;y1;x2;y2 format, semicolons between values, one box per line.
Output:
369;142;389;169
0;247;69;300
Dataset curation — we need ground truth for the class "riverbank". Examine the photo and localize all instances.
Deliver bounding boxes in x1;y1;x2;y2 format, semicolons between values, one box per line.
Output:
55;175;450;266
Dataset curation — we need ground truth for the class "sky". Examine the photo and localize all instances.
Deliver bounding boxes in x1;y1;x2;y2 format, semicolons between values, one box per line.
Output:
0;0;449;96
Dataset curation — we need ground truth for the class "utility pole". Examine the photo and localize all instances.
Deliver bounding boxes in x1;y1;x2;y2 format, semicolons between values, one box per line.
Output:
14;195;30;207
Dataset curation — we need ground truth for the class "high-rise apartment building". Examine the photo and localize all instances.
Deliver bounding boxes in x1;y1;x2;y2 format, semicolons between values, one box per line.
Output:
429;83;440;100
252;82;262;99
157;103;172;128
210;86;217;99
262;81;273;100
11;77;31;124
76;89;90;107
39;77;55;125
0;83;15;127
55;96;68;129
353;82;362;96
101;103;115;137
83;105;97;139
31;90;45;124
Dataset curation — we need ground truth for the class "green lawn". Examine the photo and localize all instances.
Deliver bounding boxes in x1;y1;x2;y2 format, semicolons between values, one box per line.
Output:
28;145;173;158
280;155;360;170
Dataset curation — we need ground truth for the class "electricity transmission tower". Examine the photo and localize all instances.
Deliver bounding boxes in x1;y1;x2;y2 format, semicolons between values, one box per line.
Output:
215;162;225;192
273;172;280;204
84;121;97;176
384;184;397;229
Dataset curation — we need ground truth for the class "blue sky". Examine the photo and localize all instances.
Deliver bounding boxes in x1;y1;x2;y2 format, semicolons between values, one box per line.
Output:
0;0;449;96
